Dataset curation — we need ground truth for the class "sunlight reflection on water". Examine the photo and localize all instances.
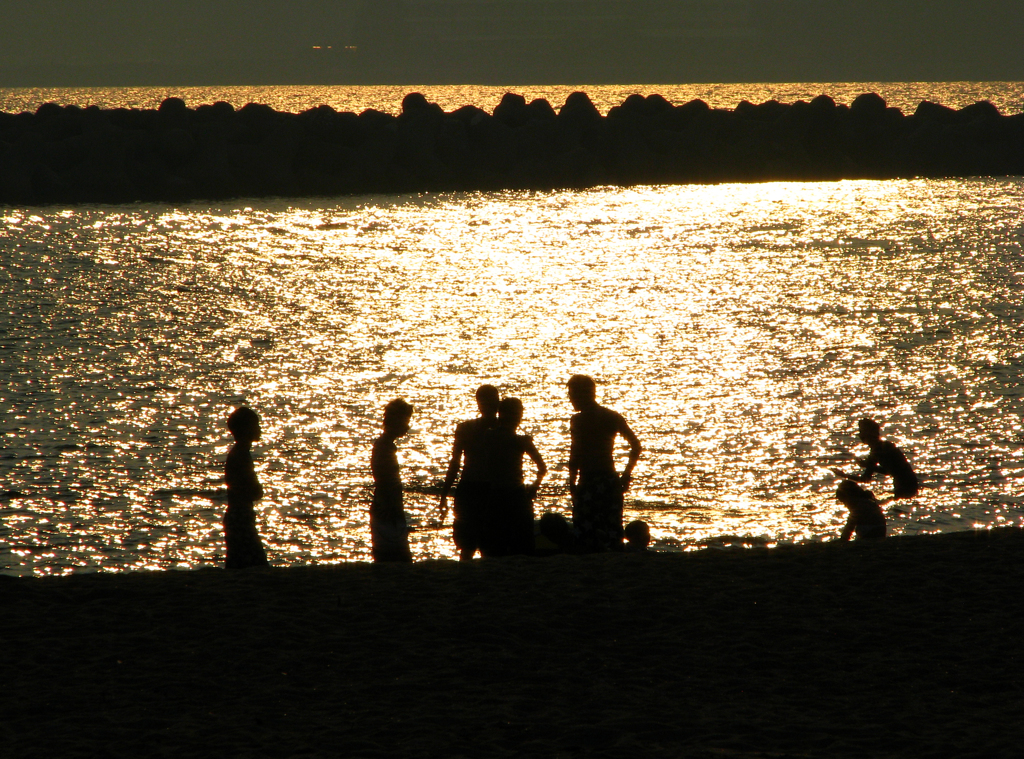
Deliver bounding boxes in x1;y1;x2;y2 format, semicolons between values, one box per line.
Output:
2;178;1023;575
2;82;1024;116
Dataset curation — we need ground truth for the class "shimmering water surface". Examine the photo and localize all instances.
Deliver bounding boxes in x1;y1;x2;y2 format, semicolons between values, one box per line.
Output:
2;86;1024;576
3;82;1024;116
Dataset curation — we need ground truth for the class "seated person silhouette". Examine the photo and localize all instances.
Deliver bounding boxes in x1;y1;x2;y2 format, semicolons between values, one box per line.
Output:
223;407;270;569
623;520;651;552
478;397;547;557
836;479;886;541
834;418;919;504
534;511;576;556
567;374;642;552
370;398;415;563
439;385;500;560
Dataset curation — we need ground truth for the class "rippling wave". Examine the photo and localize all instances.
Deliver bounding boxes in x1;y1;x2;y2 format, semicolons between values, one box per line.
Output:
2;178;1024;575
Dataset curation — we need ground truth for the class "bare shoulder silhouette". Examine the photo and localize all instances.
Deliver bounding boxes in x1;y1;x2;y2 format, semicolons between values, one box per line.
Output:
834;418;919;502
438;385;500;560
566;375;641;552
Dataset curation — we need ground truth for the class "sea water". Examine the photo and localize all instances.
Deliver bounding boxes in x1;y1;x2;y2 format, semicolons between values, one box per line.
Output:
2;85;1023;575
3;81;1024;117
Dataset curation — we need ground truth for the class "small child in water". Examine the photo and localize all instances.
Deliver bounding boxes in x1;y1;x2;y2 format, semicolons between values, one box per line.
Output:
836;480;886;541
224;407;270;569
370;398;414;563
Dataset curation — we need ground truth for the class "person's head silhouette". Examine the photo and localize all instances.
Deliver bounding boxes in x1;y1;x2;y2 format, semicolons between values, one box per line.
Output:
227;407;261;443
382;398;413;437
497;397;523;429
624;519;651;550
567;374;597;411
538;511;573;551
857;417;881;445
836;479;876;508
476;384;500;418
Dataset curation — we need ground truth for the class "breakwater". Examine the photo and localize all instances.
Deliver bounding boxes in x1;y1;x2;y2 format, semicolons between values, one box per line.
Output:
2;90;1023;205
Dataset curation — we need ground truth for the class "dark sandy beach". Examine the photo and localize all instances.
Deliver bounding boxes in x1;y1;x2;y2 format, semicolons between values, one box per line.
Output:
3;528;1022;758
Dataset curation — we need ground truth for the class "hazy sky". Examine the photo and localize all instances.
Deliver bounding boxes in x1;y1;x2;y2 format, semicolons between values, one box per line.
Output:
2;1;1022;86
1;2;358;66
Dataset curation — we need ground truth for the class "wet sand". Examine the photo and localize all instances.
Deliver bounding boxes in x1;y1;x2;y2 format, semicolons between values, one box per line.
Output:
3;528;1021;758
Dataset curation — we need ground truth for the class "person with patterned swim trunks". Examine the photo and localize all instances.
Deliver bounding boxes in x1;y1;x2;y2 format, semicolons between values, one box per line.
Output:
566;375;641;552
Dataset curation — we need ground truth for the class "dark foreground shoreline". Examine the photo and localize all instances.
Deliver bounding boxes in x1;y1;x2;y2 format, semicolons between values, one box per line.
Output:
2;91;1024;207
3;528;1021;758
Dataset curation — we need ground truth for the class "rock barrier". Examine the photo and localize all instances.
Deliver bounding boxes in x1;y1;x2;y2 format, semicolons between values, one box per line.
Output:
2;91;1023;205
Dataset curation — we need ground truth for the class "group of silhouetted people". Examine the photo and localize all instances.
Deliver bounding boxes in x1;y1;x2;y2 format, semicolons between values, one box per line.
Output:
221;380;919;568
832;417;919;541
376;374;643;563
438;387;548;559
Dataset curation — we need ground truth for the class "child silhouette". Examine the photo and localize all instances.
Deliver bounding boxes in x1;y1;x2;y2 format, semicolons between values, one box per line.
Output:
371;398;415;563
223;407;270;569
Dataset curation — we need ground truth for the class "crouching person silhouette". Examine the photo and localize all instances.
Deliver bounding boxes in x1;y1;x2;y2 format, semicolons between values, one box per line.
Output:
834;418;919;505
836;480;886;541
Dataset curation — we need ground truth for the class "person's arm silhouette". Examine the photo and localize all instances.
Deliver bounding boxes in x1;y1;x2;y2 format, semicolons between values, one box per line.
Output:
437;434;464;524
523;436;547;496
618;417;641;491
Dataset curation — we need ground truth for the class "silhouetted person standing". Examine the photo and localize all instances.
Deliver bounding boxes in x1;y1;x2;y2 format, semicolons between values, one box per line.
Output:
836;418;919;502
371;398;415;563
478;397;547;557
567;375;642;552
439;385;500;560
224;407;270;569
836;480;887;541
